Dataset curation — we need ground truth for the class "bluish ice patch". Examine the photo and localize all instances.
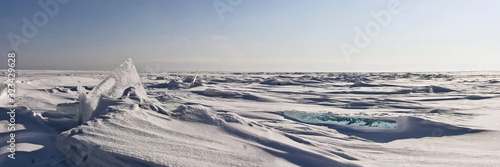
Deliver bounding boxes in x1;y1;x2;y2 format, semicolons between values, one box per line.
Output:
284;111;397;129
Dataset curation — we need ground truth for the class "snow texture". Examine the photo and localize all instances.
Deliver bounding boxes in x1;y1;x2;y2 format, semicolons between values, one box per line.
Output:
2;68;500;167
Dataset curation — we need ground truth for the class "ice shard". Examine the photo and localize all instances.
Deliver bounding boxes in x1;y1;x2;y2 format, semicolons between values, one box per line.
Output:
79;58;148;123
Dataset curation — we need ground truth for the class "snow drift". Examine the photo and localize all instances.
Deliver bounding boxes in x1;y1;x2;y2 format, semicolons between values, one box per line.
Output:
5;64;498;166
55;59;361;167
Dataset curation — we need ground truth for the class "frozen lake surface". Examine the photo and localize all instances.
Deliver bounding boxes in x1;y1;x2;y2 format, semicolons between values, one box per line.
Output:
1;63;500;166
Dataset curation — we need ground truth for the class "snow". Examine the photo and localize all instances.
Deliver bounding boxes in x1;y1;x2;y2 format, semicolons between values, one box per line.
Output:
1;65;500;166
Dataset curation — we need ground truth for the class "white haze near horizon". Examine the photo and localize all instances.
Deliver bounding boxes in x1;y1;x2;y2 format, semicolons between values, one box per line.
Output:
0;0;499;72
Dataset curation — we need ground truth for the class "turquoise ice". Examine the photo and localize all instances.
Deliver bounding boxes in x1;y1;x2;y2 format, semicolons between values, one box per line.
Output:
284;111;397;129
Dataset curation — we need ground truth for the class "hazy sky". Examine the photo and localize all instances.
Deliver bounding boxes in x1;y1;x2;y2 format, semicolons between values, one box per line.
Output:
1;0;499;72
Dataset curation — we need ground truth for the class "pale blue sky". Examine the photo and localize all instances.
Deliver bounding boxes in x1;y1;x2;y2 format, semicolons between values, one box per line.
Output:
1;0;499;72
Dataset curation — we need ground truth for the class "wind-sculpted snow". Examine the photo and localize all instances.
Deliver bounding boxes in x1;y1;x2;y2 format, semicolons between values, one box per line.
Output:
56;100;360;167
4;70;500;166
260;77;300;85
147;79;202;90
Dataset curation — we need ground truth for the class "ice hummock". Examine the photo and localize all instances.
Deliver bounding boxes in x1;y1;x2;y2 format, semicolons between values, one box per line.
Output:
79;58;148;123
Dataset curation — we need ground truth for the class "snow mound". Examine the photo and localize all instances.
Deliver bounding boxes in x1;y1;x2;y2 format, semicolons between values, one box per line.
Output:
203;88;243;97
170;105;253;125
171;105;223;124
260;77;299;85
349;79;376;88
147;79;202;90
79;58;149;123
410;85;455;93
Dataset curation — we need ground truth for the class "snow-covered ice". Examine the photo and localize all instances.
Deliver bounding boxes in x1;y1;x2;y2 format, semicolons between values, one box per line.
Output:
78;58;149;123
1;60;500;166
